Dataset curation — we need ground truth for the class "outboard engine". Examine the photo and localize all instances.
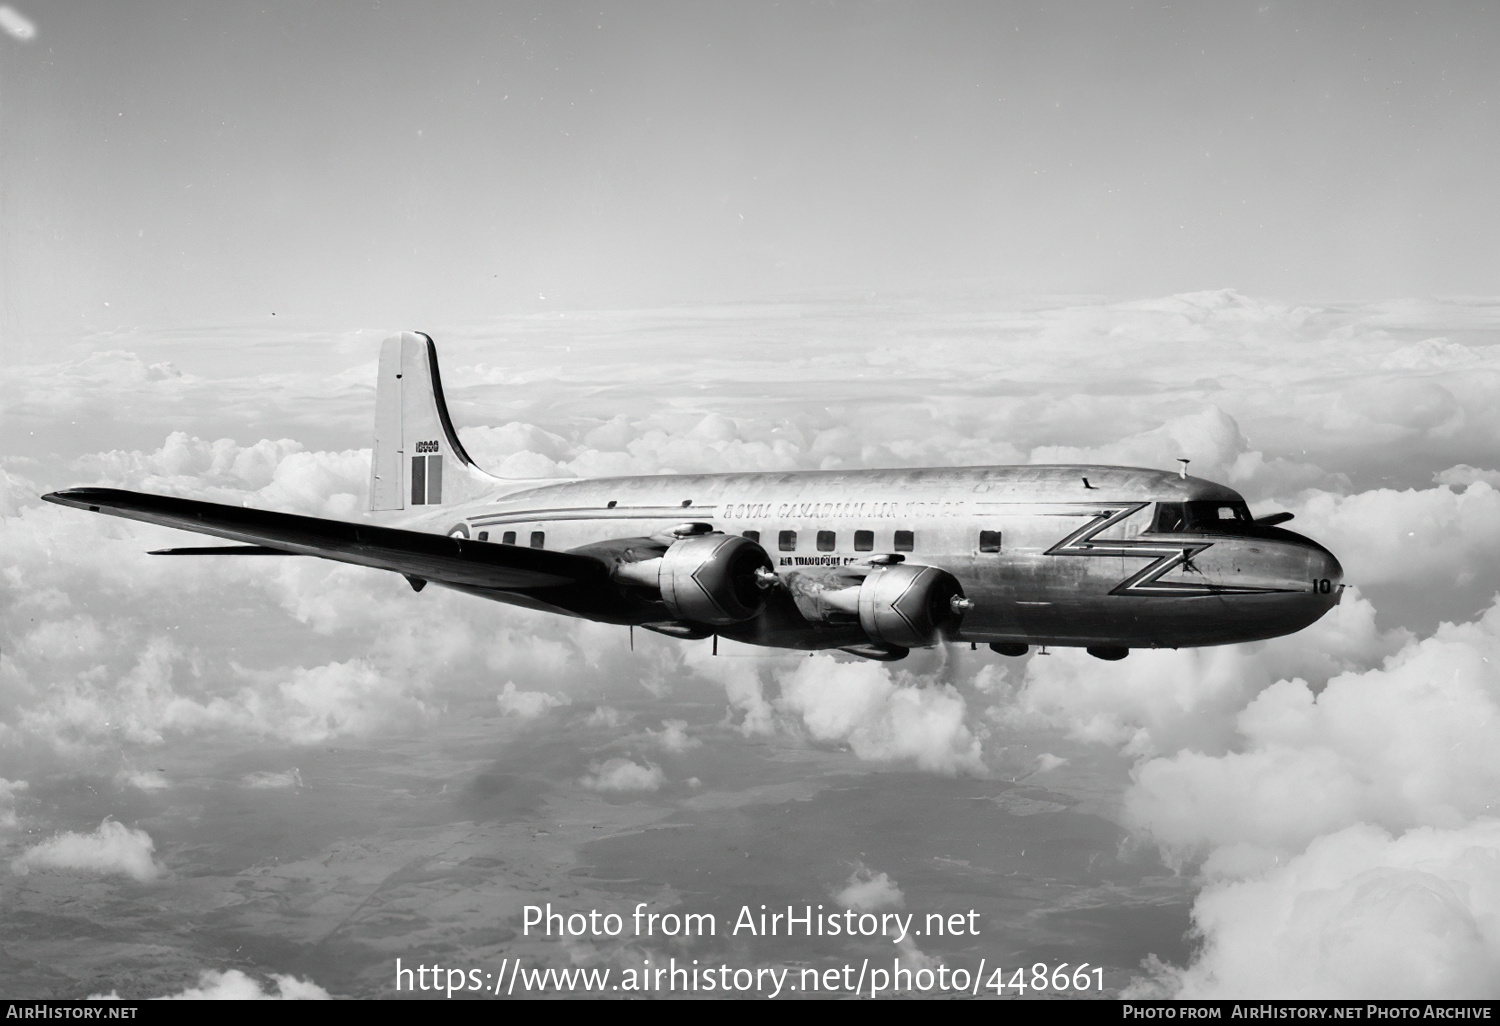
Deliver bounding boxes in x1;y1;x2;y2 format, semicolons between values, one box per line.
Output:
614;533;775;626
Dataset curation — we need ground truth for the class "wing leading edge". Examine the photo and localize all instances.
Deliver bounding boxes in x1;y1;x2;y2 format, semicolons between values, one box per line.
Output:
42;487;607;592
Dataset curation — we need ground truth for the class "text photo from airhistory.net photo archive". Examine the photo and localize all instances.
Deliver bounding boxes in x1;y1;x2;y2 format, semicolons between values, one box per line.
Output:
2;1;1499;1014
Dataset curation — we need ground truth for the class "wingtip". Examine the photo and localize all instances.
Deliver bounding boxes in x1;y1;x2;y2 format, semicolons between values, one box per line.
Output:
41;487;113;510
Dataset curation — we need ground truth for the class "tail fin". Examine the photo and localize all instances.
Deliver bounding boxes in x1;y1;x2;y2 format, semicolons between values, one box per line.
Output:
369;332;500;512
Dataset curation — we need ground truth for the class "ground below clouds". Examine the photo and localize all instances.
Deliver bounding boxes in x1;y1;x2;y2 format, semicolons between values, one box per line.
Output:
0;705;1187;999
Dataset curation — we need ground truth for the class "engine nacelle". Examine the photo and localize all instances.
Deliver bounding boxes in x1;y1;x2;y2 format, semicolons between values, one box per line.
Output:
788;563;969;647
615;533;774;626
856;564;967;648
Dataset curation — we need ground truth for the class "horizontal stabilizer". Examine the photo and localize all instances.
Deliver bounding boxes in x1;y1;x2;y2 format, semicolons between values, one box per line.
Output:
45;487;608;592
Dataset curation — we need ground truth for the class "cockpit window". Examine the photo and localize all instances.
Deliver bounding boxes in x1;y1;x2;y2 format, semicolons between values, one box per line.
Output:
1151;503;1186;533
1151;501;1254;534
1189;501;1252;527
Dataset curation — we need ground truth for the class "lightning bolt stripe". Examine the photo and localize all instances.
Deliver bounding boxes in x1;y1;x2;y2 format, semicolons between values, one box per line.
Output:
1041;502;1294;597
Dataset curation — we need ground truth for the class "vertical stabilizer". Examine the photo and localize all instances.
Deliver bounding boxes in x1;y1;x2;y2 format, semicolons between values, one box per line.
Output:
369;332;499;512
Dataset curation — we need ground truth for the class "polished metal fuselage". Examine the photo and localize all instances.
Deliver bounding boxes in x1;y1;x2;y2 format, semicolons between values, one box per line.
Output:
391;464;1344;651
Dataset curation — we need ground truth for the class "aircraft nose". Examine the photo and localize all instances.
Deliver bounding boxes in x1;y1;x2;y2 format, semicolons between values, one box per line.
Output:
1306;542;1344;603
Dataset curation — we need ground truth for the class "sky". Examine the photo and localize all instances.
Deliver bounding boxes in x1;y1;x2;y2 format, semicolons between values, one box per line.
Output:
2;1;1500;1002
4;1;1500;347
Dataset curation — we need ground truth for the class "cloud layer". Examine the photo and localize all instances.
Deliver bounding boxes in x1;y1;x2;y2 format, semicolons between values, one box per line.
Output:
1118;597;1500;998
3;291;1498;997
1131;822;1500;999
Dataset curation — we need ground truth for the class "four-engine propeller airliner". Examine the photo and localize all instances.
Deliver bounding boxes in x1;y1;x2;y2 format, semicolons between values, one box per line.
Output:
44;333;1344;661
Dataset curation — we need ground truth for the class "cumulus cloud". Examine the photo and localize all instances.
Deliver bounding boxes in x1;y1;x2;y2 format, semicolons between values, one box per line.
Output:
1029;753;1067;776
0;436;426;759
1129;822;1500;999
990;587;1408;759
496;681;570;718
1434;464;1500;488
71;432;369;518
1380;337;1486;371
776;656;985;775
463;421;572;464
11;818;161;882
75;433;303;491
992;646;1265;758
696;648;991;775
264;659;432;743
647;719;701;753
1120;596;1500;997
158;968;332;1000
1126;598;1500;870
834;865;905;912
580;758;665;792
0;431;625;772
1331;378;1466;445
0;586;434;755
1293;480;1500;595
830;862;940;971
1029;407;1342;499
586;705;627;728
18;646;426;750
707;658;779;738
1031;407;1247;484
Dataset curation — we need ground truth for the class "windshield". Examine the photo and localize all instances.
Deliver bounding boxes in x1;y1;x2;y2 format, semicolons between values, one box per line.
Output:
1151;500;1255;534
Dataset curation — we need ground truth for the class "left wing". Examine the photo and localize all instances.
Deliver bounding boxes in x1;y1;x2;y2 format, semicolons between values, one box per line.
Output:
43;487;609;592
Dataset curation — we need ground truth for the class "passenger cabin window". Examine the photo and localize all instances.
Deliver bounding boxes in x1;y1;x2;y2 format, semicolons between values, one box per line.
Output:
742;530;760;543
894;530;914;552
779;530;797;552
979;530;1002;553
854;530;874;552
817;530;836;552
477;531;489;542
530;531;545;549
502;531;516;545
